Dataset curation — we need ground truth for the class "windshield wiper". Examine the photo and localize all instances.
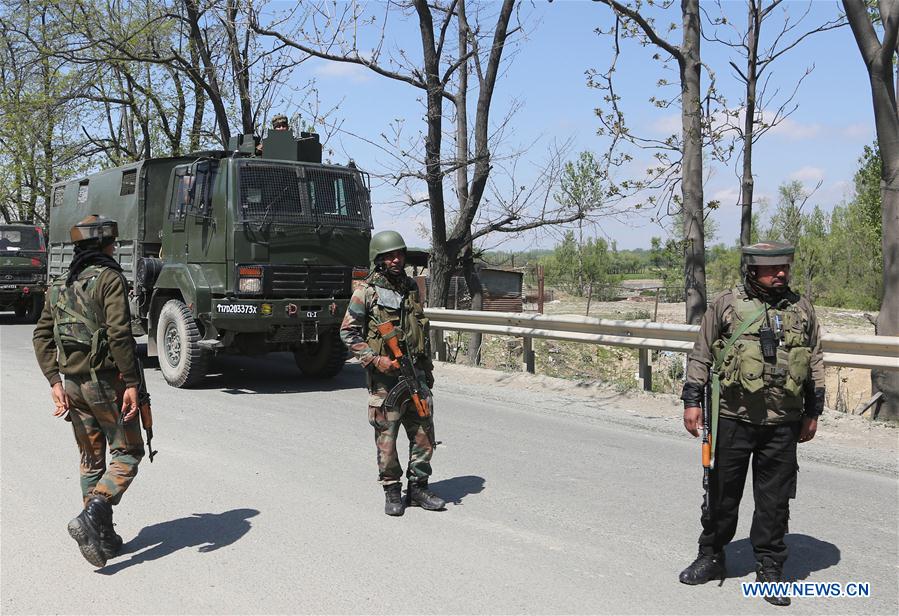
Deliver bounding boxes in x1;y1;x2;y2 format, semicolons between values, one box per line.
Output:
254;183;294;232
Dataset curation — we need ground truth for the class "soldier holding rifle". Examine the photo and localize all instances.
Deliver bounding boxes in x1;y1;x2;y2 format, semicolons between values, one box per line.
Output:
340;231;445;516
32;215;151;568
679;242;825;606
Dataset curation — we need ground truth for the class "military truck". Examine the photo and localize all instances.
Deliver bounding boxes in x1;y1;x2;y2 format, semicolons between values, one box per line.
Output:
48;129;371;387
0;222;47;322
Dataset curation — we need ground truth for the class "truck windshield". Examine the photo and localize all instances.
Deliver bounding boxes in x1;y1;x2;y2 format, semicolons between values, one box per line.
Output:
238;161;370;229
0;227;43;252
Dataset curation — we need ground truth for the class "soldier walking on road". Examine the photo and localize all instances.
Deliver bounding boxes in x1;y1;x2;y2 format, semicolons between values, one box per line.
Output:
33;215;147;568
678;242;825;606
340;231;445;516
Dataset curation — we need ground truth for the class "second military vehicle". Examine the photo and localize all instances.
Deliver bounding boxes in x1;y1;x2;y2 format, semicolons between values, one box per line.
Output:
48;129;371;387
0;222;47;323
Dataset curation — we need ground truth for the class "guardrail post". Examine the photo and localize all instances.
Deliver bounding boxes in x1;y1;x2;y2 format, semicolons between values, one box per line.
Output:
638;348;652;391
523;336;535;374
431;328;447;362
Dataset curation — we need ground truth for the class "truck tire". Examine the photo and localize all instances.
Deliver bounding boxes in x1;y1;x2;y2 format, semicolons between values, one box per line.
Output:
157;299;208;388
294;329;347;379
24;295;44;324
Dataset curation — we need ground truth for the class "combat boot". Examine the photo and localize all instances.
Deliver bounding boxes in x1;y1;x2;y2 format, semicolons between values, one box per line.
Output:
679;550;726;585
67;496;111;568
756;559;790;606
98;507;123;559
407;480;445;511
384;483;405;516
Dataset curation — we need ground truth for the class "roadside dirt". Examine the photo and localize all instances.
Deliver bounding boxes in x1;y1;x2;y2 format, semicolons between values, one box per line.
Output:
433;361;898;477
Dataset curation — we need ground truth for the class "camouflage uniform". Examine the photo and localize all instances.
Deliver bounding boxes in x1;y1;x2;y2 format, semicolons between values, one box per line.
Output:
33;264;145;505
339;271;435;486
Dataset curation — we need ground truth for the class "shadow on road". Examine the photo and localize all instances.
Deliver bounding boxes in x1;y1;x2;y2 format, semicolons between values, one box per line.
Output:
725;534;841;580
429;475;486;506
98;508;260;575
145;352;365;394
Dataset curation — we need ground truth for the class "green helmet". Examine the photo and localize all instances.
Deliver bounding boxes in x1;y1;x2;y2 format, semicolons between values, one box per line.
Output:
70;214;118;244
742;241;794;266
271;114;288;129
369;230;407;265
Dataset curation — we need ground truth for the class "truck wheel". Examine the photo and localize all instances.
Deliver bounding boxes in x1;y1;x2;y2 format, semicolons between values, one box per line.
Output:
156;299;208;387
24;295;44;324
294;329;347;379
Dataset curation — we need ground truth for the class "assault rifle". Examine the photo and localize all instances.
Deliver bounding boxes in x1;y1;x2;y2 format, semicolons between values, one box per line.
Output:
700;380;713;526
136;358;157;462
376;320;430;418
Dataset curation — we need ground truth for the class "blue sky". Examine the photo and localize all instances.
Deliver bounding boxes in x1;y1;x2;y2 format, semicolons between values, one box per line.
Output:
284;0;874;252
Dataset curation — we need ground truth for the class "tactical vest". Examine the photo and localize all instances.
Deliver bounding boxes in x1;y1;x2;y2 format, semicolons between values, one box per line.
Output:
47;265;111;382
364;274;429;361
712;287;812;409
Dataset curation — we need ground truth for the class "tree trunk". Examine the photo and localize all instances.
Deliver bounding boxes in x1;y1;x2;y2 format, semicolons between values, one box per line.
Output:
739;1;761;248
462;243;484;365
680;0;707;324
843;0;899;420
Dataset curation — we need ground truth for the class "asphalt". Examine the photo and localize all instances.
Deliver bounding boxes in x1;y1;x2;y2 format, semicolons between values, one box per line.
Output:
1;316;897;615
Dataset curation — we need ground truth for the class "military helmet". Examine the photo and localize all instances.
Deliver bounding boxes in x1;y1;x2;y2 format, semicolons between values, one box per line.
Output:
742;241;794;266
70;214;118;244
369;230;407;265
271;114;288;128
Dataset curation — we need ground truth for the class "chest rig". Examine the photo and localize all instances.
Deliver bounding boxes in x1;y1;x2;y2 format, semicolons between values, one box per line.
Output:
364;274;429;361
713;286;812;405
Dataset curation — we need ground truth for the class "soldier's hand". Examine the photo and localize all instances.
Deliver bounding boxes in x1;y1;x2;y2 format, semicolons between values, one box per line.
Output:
683;406;702;437
372;356;400;374
425;370;435;388
121;386;140;422
798;416;818;443
51;382;70;417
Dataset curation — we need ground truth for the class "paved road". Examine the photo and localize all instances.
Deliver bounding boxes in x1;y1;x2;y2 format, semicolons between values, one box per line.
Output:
1;317;897;615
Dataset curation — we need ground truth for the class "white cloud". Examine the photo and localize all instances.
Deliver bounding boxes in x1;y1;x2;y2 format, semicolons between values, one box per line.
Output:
766;116;822;140
789;166;825;183
313;62;372;83
841;123;871;139
710;188;740;206
650;114;681;135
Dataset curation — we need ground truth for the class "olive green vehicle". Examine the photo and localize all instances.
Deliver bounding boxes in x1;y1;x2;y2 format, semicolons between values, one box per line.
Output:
0;222;47;323
48;129;371;387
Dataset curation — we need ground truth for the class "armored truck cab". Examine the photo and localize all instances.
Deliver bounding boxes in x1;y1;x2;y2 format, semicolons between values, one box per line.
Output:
0;223;46;322
48;129;371;387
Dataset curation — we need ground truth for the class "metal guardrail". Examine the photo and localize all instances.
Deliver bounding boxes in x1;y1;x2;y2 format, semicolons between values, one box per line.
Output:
426;308;899;390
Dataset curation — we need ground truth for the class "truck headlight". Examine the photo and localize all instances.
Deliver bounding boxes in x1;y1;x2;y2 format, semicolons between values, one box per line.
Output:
238;266;263;294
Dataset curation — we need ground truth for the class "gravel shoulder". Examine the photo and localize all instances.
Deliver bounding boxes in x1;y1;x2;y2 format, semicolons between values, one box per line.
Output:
433;361;899;478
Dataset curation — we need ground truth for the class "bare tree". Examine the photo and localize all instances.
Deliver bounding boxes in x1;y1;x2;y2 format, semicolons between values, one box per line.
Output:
843;0;899;420
251;0;603;319
704;1;845;247
593;0;709;324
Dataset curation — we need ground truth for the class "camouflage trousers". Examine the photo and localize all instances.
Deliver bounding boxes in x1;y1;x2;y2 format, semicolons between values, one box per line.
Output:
368;390;434;486
65;371;144;506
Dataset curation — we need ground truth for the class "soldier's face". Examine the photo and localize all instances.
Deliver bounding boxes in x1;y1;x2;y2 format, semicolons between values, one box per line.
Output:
381;249;405;276
755;264;790;287
102;242;116;257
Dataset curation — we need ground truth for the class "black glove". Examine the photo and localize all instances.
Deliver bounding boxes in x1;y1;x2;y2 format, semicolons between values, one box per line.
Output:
425;370;435;389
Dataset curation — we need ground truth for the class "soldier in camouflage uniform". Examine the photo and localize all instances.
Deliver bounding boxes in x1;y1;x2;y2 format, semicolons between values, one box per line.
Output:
678;242;825;606
33;215;146;568
340;231;445;516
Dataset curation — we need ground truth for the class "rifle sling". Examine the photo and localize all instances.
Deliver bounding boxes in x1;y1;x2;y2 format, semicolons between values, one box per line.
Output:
709;303;767;468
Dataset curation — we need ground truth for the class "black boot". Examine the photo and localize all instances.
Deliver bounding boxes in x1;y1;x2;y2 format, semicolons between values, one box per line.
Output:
98;507;123;559
384;483;405;516
756;559;791;606
407;480;446;511
679;550;726;585
67;496;111;568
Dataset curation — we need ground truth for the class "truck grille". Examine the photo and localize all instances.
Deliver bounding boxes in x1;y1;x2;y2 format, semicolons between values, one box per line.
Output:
0;270;40;284
269;265;350;299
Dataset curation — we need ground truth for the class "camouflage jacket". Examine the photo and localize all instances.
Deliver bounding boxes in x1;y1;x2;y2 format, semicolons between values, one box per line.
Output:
33;266;140;387
339;271;433;394
681;285;825;425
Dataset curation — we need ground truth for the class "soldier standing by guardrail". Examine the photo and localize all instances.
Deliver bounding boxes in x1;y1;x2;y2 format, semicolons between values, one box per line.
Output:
679;241;825;607
339;231;445;516
32;215;147;568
